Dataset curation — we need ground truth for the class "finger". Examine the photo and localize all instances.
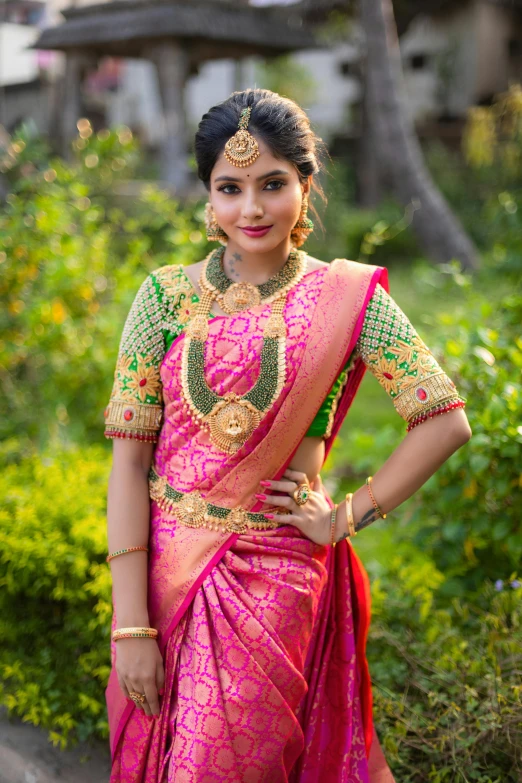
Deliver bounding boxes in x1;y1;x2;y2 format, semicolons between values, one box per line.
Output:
283;469;309;484
312;475;322;492
156;663;165;698
258;494;294;510
258;479;297;494
144;679;160;717
129;681;151;716
118;674;131;700
267;512;301;529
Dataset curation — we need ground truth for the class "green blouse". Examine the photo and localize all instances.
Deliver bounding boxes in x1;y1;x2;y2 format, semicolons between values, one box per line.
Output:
104;263;466;442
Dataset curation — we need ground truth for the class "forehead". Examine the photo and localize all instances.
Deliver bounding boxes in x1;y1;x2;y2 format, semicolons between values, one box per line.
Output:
211;135;295;181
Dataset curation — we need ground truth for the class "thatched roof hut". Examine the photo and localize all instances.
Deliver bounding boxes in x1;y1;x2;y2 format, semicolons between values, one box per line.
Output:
33;0;318;190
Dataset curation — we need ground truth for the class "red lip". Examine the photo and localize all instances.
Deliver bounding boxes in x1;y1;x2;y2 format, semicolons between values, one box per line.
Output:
240;225;273;237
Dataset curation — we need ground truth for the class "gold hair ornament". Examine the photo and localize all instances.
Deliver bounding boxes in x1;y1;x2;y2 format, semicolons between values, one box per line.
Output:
224;107;260;168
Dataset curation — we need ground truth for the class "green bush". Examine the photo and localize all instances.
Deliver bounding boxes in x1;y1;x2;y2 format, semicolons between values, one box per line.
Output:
406;276;522;597
0;122;208;448
369;559;522;782
0;440;112;748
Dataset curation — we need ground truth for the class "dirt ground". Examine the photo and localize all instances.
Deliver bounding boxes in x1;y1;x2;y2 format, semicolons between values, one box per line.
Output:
0;708;111;783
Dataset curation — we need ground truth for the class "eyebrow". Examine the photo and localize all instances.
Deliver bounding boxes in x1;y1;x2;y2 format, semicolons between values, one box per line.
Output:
214;168;290;183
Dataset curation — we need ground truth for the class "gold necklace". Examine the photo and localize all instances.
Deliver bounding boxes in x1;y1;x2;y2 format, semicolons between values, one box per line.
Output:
181;250;306;453
200;246;306;315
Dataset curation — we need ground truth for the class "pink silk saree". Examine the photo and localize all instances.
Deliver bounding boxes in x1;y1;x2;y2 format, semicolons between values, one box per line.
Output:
106;259;394;782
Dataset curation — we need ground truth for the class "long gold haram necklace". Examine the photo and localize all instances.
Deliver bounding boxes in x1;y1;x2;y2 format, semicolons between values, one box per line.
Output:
181;247;307;454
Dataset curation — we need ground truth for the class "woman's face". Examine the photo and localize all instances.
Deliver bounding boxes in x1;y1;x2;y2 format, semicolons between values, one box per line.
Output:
209;135;310;253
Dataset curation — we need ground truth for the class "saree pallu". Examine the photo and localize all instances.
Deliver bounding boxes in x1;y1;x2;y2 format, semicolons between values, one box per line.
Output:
106;259;394;782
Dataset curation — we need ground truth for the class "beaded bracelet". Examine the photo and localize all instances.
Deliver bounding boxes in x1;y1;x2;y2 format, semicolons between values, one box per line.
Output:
345;492;357;537
112;627;158;642
365;476;387;519
106;546;149;563
329;504;338;547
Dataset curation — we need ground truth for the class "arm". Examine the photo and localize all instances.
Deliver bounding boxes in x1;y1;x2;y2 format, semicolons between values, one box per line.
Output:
336;283;471;538
336;407;471;538
260;283;472;544
107;439;154;628
104;270;168;717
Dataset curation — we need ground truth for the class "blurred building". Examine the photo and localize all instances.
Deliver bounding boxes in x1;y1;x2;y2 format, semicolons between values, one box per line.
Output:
2;0;522;171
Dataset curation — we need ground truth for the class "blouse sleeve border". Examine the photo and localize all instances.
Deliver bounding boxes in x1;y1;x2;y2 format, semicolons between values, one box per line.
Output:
394;371;466;432
104;399;163;442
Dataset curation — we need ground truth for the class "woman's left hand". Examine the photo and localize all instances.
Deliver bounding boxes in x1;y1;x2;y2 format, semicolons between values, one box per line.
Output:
255;468;335;546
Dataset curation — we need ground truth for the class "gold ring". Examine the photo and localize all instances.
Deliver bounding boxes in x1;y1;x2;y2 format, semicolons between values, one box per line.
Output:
292;482;311;506
129;691;146;707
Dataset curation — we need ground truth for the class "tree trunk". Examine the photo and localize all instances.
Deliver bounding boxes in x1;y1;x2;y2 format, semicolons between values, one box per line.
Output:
357;66;384;208
149;41;191;194
360;0;478;269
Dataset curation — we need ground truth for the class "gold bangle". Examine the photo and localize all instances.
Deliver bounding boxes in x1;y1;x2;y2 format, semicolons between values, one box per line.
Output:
345;492;357;537
112;627;158;641
106;546;149;563
329;504;338;547
365;476;387;519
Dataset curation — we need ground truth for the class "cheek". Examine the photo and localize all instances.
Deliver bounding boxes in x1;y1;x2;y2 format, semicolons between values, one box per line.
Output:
272;189;302;224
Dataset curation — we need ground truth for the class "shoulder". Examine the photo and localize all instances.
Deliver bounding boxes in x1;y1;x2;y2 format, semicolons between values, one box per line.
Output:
304;254;329;273
149;263;196;306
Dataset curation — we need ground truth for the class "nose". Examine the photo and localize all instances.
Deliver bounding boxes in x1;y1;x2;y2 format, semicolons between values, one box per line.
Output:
242;190;264;222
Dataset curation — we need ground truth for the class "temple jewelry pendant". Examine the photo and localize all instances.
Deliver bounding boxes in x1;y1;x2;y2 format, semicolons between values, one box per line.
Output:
222;281;262;314
181;292;288;454
200;245;306;315
224;107;260;168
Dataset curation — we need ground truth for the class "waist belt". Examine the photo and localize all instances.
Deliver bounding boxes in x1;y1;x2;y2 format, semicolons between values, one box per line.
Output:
148;467;285;535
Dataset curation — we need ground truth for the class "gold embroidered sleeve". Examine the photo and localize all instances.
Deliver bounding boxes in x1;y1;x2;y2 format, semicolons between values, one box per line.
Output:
354;284;466;431
104;272;166;442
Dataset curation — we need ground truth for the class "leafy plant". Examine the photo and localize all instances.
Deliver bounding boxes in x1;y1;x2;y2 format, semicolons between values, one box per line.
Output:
0;440;112;748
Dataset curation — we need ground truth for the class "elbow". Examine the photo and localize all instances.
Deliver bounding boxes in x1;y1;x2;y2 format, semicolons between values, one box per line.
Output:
448;412;472;449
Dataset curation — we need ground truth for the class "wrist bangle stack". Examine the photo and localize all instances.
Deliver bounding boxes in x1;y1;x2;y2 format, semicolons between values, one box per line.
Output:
112;627;158;642
329;504;338;547
106;546;149;563
345;492;357;538
365;476;387;519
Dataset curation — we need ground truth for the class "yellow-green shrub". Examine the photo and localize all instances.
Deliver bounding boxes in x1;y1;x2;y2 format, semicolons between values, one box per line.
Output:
0;440;111;748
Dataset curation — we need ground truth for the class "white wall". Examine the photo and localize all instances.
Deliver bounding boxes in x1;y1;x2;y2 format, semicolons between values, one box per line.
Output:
0;23;40;86
400;4;480;121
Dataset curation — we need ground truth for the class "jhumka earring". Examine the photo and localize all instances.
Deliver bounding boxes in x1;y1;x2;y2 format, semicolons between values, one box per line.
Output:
291;192;314;248
204;201;228;245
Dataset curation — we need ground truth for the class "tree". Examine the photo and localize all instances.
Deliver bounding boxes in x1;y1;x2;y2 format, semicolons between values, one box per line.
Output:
295;0;479;269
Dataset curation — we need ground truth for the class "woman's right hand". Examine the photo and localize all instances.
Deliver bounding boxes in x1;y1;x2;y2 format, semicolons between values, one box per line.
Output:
115;637;165;717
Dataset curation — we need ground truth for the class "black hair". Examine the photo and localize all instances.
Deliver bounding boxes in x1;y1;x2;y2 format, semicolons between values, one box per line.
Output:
194;88;328;225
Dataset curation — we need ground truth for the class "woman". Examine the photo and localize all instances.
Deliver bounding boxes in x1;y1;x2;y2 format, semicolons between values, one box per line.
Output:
103;89;471;782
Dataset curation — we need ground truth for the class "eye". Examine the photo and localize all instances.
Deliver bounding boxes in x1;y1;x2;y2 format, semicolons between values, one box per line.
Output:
216;179;286;195
265;180;285;191
217;184;240;194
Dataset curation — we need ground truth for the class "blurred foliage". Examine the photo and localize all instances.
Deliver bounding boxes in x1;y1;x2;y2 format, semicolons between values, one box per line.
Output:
406;272;522;598
369;562;522;782
253;54;318;109
0;120;208;448
0;438;112;749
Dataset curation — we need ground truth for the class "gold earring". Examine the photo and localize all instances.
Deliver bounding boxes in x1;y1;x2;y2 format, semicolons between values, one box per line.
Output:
204;202;228;245
291;192;314;248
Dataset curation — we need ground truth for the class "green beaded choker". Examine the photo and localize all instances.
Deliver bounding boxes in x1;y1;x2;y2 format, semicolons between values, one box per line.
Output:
201;246;305;315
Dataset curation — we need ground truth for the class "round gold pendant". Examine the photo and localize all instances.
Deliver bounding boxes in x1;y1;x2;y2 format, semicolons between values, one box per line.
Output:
221;281;262;314
224;129;260;168
207;394;261;454
175;491;207;528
